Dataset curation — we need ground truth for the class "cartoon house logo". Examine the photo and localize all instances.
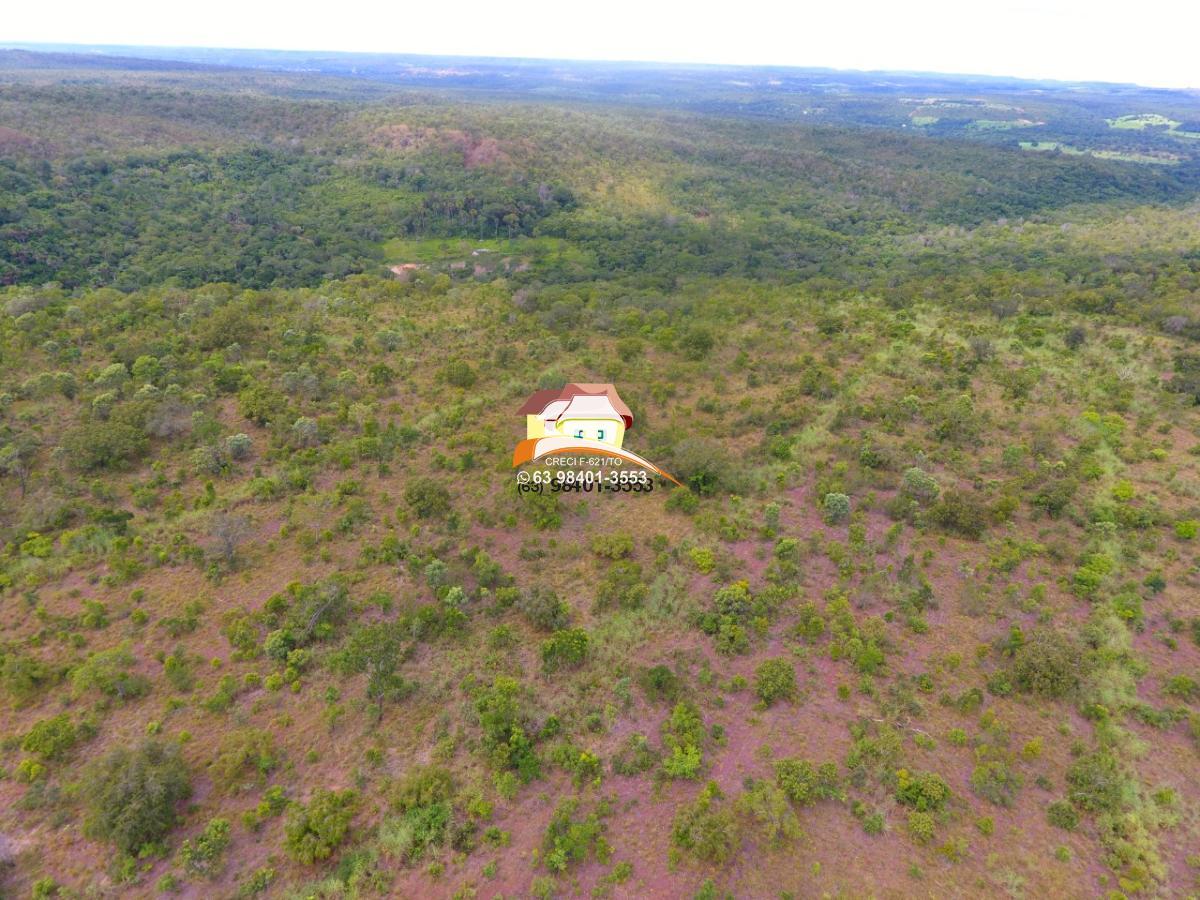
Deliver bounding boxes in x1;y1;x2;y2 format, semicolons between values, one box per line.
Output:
513;383;680;484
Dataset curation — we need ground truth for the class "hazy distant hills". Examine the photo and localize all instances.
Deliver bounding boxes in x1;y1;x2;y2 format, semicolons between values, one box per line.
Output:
4;41;1197;97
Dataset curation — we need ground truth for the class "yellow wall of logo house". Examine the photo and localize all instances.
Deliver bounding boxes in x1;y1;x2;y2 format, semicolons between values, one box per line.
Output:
524;393;627;447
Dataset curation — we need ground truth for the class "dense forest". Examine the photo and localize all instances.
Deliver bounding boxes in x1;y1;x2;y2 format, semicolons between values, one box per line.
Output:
2;48;1200;900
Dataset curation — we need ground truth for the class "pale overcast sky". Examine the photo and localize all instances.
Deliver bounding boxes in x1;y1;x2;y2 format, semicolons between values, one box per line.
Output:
4;0;1199;88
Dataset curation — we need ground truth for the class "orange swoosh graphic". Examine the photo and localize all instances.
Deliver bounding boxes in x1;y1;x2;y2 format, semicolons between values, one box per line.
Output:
512;438;683;487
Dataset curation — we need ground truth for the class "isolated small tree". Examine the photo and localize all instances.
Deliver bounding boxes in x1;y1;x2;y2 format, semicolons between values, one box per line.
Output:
671;438;731;495
517;587;572;631
0;439;37;496
93;362;130;392
237;384;286;427
1010;629;1083;698
191;443;228;476
225;433;253;460
405;478;451;519
131;354;161;383
82;741;192;855
209;512;253;569
329;623;412;718
679;325;715;360
901;467;941;505
990;297;1020;319
822;492;851;525
291;417;321;448
969;337;995;363
440;359;476;388
754;658;797;705
146;399;193;439
212;728;278;792
62;420;148;470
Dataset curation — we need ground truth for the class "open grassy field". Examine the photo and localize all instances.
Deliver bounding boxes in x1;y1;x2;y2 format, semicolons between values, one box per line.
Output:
1108;114;1200;141
1019;140;1182;165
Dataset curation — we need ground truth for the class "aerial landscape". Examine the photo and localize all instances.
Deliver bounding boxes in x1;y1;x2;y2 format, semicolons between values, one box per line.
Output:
2;29;1200;900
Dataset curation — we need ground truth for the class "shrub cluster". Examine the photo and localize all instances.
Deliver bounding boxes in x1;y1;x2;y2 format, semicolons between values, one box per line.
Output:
82;741;192;856
283;789;359;864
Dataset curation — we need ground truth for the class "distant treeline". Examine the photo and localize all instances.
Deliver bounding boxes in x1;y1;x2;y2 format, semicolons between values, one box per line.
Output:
1;81;1199;292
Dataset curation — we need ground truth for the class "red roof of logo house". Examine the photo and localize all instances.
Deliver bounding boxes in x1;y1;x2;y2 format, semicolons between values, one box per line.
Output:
516;383;633;429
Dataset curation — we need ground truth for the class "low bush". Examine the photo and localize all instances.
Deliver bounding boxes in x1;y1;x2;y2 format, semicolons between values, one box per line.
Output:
1163;674;1198;701
754;658;797;706
541;628;589;672
970;760;1022;807
662;744;703;780
283;789;359;864
22;713;81;761
61;419;148;471
163;648;195;693
671;782;738;864
670;438;734;496
1032;475;1078;518
0;650;53;708
661;701;705;780
774;758;842;805
517;588;572;632
591;532;634;559
611;734;660;776
927;490;988;539
549;743;602;786
845;721;904;785
907;810;936;844
474;677;540;782
736;780;801;846
826;596;887;675
688;547;716;573
439;359;476;388
1047;799;1079;830
1066;752;1129;814
698;580;778;655
213;728;279;792
541;798;611;873
637;665;684;704
594;560;649;610
180;817;232;878
1072;553;1114;599
894;769;951;812
378;795;453;864
392;765;454;813
70;643;150;701
243;785;288;832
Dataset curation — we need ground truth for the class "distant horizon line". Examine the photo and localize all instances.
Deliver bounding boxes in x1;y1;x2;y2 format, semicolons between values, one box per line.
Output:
4;40;1197;93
